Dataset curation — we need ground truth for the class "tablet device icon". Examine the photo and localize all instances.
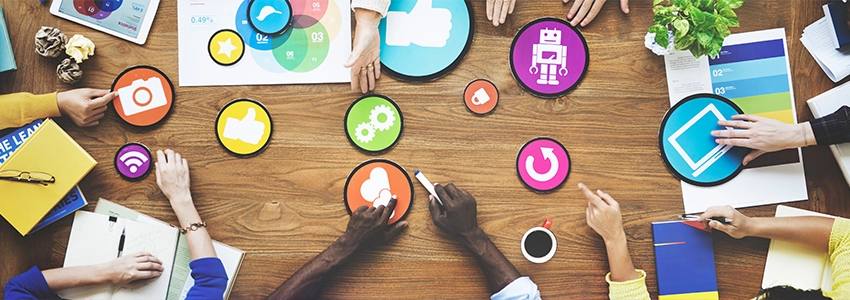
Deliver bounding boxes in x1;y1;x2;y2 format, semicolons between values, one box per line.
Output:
659;94;748;186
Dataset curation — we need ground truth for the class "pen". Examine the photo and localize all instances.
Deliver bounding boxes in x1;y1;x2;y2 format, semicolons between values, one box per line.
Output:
117;228;126;258
678;214;733;224
414;170;442;206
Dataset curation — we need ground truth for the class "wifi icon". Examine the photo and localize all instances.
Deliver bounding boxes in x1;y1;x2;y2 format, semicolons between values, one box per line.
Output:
114;142;153;181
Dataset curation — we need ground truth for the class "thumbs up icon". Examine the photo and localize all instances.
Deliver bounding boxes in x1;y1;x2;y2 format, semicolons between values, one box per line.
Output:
223;108;266;145
385;0;453;48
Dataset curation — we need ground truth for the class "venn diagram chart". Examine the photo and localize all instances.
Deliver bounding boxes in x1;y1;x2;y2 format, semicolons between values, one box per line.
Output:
178;0;351;86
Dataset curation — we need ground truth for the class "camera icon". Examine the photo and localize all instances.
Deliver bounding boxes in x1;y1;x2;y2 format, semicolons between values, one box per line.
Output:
118;77;168;116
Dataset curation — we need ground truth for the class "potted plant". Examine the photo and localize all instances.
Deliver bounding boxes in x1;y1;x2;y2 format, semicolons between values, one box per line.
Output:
645;0;743;58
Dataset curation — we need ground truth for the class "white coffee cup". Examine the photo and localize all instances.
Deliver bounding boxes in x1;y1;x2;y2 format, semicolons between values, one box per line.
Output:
471;87;491;105
521;219;557;264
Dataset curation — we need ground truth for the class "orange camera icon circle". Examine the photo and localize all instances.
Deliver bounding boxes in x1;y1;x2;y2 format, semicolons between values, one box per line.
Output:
111;66;175;127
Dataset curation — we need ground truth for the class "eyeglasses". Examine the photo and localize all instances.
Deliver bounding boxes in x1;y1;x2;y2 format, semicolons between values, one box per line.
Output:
0;170;55;186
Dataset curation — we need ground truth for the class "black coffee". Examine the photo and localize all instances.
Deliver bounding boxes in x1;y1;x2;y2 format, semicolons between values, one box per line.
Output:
524;230;552;258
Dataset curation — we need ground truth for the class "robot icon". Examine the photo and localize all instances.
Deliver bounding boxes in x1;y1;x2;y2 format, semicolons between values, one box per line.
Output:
529;28;568;86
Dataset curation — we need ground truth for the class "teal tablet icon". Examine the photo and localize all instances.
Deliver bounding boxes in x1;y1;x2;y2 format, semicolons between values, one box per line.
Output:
659;94;748;186
344;95;404;154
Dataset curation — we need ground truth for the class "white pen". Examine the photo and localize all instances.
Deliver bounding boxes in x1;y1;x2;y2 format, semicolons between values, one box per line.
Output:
414;170;443;206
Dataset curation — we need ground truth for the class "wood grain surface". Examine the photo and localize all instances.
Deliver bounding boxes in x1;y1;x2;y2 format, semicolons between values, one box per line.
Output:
1;0;849;299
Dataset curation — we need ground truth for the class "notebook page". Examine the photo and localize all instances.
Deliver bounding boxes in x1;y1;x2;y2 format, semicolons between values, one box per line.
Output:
57;211;123;300
111;220;179;300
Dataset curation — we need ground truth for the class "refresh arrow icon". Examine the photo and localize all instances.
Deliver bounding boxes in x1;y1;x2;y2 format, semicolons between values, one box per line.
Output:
525;147;559;182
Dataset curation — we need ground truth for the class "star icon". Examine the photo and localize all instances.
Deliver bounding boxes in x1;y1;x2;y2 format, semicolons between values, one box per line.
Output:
218;38;237;58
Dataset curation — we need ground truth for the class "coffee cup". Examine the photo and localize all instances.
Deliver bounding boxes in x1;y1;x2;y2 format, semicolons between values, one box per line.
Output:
521;218;557;263
471;87;491;105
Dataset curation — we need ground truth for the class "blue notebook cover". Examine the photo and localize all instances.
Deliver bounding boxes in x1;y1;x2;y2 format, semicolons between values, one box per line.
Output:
652;221;719;299
0;120;87;234
824;1;850;49
0;6;15;72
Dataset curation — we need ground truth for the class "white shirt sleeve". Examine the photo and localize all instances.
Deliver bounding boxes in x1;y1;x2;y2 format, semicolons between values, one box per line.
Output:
350;0;391;17
490;277;542;300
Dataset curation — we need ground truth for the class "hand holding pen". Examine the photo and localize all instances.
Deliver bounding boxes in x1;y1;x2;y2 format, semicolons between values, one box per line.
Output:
696;205;752;239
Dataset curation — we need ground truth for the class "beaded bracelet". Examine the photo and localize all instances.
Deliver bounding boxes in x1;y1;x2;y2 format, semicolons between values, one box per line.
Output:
172;221;206;234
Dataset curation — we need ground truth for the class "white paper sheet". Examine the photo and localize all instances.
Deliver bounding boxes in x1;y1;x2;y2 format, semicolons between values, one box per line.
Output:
177;0;351;86
664;28;808;213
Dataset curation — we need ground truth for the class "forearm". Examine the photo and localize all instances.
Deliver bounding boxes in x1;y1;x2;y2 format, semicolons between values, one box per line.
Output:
172;199;216;260
268;235;359;299
0;92;61;130
747;216;835;252
42;264;112;291
459;228;521;293
604;235;639;282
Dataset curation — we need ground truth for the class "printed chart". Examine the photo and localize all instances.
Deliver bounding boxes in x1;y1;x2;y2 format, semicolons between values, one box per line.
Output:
178;0;350;86
664;28;807;213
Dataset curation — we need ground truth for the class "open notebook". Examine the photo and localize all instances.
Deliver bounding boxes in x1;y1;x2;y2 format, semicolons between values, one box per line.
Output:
59;211;180;300
762;205;835;291
94;199;244;299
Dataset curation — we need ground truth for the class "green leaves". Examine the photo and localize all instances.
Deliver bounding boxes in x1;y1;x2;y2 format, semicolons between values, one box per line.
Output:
650;0;744;58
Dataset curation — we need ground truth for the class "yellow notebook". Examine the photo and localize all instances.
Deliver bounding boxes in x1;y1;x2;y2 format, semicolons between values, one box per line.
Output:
0;119;96;235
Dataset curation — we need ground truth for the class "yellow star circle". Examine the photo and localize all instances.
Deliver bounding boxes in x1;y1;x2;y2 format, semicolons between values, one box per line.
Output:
208;29;245;66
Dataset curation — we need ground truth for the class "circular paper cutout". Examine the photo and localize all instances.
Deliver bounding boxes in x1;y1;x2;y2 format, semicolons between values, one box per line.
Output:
344;94;404;155
111;65;175;127
378;0;474;82
215;98;274;157
510;17;589;98
516;137;571;193
248;0;293;36
343;159;413;225
114;142;153;181
208;29;245;66
463;79;499;115
659;93;747;186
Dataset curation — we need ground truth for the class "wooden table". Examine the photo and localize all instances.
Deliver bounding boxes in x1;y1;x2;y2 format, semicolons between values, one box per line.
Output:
2;1;849;299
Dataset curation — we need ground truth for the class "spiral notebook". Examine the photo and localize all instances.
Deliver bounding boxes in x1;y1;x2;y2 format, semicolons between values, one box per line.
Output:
652;220;719;300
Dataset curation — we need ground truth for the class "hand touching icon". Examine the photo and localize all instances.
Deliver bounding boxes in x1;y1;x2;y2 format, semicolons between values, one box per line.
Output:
386;0;452;47
223;108;266;145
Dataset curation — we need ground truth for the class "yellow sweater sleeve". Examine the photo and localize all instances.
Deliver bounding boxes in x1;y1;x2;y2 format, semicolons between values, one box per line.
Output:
606;269;651;300
825;218;850;299
0;92;60;130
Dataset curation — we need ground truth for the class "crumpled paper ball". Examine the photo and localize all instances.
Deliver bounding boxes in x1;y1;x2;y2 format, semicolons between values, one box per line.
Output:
644;31;676;56
34;26;67;58
57;58;83;84
65;34;95;63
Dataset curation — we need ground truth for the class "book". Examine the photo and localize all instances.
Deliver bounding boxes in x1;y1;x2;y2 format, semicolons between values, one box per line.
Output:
58;211;180;300
0;118;96;235
762;205;835;291
94;199;244;300
652;220;719;300
824;2;850;49
0;119;88;234
801;17;850;82
0;6;15;73
806;80;850;188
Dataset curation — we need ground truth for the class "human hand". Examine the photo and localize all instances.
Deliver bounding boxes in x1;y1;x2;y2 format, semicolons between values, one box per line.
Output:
428;183;481;242
345;9;382;94
698;205;751;239
579;183;625;242
101;252;164;287
155;149;192;207
565;0;630;27
486;0;517;27
56;88;116;127
711;115;813;165
341;197;408;250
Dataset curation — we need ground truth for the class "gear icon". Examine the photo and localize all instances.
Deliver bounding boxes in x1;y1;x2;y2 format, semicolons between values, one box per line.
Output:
369;105;396;131
354;122;376;143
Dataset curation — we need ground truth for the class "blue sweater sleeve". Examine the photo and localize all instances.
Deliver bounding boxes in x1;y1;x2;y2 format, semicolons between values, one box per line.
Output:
185;257;229;300
4;266;60;300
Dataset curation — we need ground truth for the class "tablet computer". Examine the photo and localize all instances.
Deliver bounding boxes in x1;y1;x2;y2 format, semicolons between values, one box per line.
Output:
49;0;160;45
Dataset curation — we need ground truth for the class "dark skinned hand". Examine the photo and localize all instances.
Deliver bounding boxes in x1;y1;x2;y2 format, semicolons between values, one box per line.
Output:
341;197;408;250
429;183;481;238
